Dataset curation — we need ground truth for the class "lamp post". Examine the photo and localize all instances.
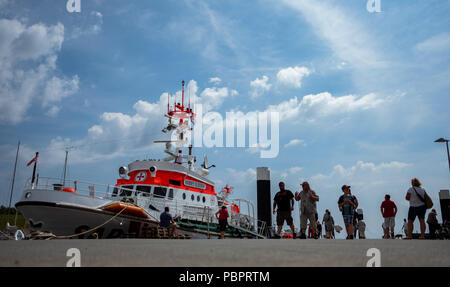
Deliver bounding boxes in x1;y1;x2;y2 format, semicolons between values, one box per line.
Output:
434;137;450;173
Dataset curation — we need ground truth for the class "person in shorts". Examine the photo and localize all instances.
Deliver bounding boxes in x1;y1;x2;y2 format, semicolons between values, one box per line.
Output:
273;182;296;238
338;185;358;239
380;194;397;239
215;205;229;239
405;178;427;239
295;181;319;239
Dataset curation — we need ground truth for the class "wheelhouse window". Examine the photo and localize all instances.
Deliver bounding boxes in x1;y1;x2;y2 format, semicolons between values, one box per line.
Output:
153;186;167;198
169;179;181;186
119;185;134;197
136;185;151;197
168;189;174;200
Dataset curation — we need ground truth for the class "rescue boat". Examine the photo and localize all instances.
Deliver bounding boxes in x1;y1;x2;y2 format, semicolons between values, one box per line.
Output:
15;81;267;239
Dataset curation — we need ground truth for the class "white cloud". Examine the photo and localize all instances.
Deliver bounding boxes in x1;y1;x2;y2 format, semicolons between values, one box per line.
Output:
267;92;384;122
277;66;310;88
199;86;229;112
415;32;450;53
209;77;221;84
281;0;383;68
225;168;256;184
284;139;306;148
250;75;271;99
45;105;60;117
70;11;104;39
43;75;79;108
0;18;74;124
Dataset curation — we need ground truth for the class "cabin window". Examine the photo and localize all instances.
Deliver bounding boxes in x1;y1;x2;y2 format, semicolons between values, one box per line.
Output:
136;185;151;197
182;193;186;200
169;179;181;186
197;195;200;202
168;189;174;200
191;194;194;201
202;196;206;203
153;186;167;198
119;185;134;197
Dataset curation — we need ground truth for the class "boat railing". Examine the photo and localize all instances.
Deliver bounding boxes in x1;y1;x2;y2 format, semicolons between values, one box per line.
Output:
24;176;133;201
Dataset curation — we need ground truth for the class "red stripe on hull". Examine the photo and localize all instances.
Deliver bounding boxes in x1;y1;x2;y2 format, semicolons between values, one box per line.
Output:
116;170;215;195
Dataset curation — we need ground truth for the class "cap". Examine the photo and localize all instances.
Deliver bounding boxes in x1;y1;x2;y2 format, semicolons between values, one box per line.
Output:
341;185;351;191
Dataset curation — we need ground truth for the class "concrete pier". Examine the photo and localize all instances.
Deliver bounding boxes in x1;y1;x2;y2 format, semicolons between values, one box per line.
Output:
0;239;449;267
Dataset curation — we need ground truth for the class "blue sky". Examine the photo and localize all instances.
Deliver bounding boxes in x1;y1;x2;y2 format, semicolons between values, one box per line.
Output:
0;0;449;238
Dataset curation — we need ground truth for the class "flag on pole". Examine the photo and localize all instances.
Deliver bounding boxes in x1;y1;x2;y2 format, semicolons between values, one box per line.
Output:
27;153;39;167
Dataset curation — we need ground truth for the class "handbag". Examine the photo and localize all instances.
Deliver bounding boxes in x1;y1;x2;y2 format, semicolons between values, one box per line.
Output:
412;187;433;209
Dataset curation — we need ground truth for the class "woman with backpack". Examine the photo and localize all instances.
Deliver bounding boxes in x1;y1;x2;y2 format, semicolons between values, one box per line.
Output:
405;178;430;239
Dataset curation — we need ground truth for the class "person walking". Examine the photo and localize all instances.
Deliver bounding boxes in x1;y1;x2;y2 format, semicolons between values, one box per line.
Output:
427;209;440;239
405;178;427;239
273;182;296;238
215;205;229;239
380;194;398;239
338;185;358;239
322;209;334;239
295;181;320;239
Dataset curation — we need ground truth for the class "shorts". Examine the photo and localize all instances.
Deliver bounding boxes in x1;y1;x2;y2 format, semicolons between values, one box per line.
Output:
218;219;228;232
408;205;426;221
343;214;353;225
277;211;293;226
384;217;395;228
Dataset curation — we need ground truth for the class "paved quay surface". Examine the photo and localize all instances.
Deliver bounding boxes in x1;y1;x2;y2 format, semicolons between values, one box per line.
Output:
0;239;449;267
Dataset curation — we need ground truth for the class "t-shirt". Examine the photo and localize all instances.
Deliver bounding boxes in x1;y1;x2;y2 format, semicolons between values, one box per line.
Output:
381;200;397;218
160;211;173;228
338;194;357;215
218;209;229;220
407;187;426;207
298;189;318;215
274;190;294;212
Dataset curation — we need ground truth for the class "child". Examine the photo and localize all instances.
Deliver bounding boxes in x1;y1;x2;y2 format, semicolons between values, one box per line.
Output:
338;185;358;239
357;217;366;239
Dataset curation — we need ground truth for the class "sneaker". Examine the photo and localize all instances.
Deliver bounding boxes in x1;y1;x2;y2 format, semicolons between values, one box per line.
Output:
349;235;354;239
299;232;306;239
273;233;281;239
314;234;319;240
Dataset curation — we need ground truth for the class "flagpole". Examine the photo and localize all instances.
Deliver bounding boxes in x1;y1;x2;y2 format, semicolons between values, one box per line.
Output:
31;152;39;189
7;141;20;224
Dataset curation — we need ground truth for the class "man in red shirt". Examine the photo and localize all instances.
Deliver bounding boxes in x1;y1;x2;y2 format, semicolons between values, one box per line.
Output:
380;194;397;239
215;206;229;239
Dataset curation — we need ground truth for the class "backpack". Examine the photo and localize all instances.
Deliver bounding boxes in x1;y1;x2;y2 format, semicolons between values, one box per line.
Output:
412;187;433;209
